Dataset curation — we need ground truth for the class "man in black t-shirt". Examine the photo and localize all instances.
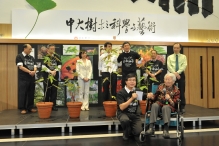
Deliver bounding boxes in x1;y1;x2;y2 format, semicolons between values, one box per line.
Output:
42;44;62;111
16;44;37;114
117;73;142;141
117;42;141;87
145;50;163;92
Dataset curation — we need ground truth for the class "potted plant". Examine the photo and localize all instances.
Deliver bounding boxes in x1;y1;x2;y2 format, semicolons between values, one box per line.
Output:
62;47;83;118
101;47;119;117
35;53;62;118
35;74;58;119
64;77;82;118
138;62;159;115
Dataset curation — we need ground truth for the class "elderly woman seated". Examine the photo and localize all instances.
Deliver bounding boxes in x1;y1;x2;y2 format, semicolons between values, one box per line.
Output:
146;73;180;138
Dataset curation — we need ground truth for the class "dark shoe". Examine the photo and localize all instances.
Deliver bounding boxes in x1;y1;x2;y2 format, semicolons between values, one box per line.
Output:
163;130;170;139
181;109;185;113
28;109;37;113
145;128;154;135
123;133;128;140
52;107;58;111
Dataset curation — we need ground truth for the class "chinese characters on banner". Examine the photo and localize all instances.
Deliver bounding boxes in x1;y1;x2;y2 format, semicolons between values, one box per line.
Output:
12;10;188;41
66;17;156;36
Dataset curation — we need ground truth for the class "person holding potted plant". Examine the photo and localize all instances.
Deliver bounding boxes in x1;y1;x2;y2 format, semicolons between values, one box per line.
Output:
116;73;142;141
76;50;92;111
42;44;62;111
145;49;163;92
99;42;118;101
16;44;37;114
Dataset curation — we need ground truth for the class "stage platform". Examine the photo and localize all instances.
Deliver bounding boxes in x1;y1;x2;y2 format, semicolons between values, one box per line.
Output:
0;104;219;136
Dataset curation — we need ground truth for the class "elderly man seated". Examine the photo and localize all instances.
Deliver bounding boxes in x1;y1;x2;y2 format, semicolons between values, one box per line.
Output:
146;73;180;138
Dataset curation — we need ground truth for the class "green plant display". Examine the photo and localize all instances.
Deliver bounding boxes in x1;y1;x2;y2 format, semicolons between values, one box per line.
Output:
64;46;79;54
153;46;167;54
25;0;57;38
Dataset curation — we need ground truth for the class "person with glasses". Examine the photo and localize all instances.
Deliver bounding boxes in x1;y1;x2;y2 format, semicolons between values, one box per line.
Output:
117;41;141;88
116;73;142;141
167;43;187;113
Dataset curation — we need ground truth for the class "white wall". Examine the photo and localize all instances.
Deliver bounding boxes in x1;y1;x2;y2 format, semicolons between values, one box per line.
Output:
0;0;219;30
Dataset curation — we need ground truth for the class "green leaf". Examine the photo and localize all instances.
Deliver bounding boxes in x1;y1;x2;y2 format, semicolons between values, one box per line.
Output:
35;78;44;83
26;0;56;14
48;74;56;84
149;77;159;82
140;86;148;90
52;84;61;89
25;0;56;38
102;77;109;83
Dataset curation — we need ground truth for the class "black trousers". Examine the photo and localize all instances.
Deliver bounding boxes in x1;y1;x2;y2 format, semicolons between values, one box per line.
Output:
18;78;35;110
176;72;186;109
101;72;117;101
117;111;142;137
43;72;59;106
122;71;136;88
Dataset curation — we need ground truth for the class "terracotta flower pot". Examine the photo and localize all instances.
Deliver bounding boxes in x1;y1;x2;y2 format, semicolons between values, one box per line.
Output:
139;100;147;115
67;102;82;118
36;102;53;119
103;101;117;117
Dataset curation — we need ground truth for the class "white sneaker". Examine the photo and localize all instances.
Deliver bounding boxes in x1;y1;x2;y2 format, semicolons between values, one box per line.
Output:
85;108;89;111
81;108;85;111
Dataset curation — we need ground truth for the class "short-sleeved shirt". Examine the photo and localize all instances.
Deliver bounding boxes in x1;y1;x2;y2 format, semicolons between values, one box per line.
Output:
117;51;141;73
43;54;62;71
145;59;163;82
16;53;36;80
117;88;139;114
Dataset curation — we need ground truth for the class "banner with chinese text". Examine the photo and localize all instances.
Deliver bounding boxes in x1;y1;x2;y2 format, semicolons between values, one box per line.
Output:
12;9;188;41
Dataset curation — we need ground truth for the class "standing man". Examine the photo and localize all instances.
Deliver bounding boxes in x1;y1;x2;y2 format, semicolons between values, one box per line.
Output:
117;73;142;141
117;41;141;88
167;43;187;113
99;42;118;101
42;44;62;111
145;50;163;92
16;44;37;114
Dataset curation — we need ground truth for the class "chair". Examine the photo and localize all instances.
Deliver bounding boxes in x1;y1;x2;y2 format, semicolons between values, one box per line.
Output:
139;83;184;142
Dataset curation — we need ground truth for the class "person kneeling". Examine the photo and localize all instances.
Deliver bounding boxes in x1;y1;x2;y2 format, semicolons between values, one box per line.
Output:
116;73;142;141
146;73;180;138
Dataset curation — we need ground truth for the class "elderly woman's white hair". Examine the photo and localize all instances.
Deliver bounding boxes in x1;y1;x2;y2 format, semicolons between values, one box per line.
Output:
164;73;176;82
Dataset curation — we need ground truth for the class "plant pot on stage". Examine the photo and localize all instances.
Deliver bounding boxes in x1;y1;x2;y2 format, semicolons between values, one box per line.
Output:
139;100;146;115
103;101;117;117
67;102;82;118
36;102;53;118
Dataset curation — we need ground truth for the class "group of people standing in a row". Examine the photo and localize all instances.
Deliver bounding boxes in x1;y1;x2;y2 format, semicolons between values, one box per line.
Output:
16;42;187;141
16;44;93;113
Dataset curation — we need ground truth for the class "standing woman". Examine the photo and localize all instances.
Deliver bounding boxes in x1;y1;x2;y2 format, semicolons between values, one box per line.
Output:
76;50;93;111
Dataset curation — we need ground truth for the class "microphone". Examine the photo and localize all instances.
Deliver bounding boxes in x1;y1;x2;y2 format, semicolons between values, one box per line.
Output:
132;87;136;93
163;88;168;105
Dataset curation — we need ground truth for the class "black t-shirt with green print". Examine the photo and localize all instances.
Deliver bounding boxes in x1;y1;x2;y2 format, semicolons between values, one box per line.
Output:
117;88;139;114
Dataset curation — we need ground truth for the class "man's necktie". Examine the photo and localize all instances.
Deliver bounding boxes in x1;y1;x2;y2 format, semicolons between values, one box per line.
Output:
175;55;179;71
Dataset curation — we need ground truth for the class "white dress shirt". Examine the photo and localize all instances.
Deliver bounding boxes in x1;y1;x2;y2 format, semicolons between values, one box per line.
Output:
99;52;118;73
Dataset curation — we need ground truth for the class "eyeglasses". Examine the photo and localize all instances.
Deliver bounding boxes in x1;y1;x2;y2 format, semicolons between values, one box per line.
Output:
127;79;136;82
